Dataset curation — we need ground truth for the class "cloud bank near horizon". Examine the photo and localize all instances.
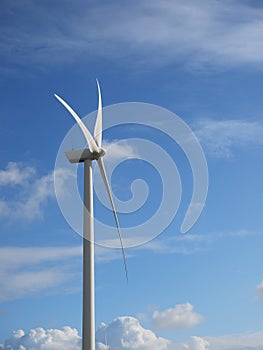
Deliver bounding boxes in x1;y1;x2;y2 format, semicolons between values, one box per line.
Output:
1;317;263;350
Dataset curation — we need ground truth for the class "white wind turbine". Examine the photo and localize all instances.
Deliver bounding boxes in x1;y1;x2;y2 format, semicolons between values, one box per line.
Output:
54;80;127;350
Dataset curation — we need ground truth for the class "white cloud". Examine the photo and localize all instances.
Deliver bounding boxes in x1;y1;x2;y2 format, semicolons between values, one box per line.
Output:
205;331;263;349
140;229;256;256
0;327;81;350
95;245;129;264
0;163;72;222
186;336;210;350
96;316;172;350
0;162;35;186
2;0;263;70
142;233;213;255
152;303;203;331
97;230;259;263
0;246;81;301
16;172;54;220
256;279;263;301
0;162;53;221
193;119;263;157
103;140;138;161
0;246;81;268
2;318;263;350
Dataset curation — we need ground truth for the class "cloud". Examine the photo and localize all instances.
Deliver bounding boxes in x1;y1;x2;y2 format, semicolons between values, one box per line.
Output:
2;318;263;349
0;162;72;222
152;303;203;331
2;0;263;70
96;316;171;350
140;230;257;256
142;233;213;255
193;119;263;157
0;246;81;301
186;336;210;350
0;162;53;221
205;331;263;349
96;230;260;263
0;162;35;186
256;279;263;301
95;245;129;264
102;140;138;162
0;229;253;302
0;327;81;350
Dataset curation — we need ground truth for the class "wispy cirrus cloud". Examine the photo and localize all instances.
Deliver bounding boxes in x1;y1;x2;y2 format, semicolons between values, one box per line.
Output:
2;0;263;70
0;244;131;301
0;162;53;221
256;279;263;301
0;162;72;222
0;246;81;301
204;330;263;350
193;119;263;157
0;162;35;186
96;230;260;261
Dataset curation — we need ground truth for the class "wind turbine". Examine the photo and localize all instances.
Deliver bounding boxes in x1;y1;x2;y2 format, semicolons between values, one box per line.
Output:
54;80;127;350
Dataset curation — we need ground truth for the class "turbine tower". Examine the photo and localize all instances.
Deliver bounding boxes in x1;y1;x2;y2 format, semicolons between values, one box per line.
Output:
55;80;127;350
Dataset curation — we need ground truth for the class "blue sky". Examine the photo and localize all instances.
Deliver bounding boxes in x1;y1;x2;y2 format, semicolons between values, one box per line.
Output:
1;0;263;349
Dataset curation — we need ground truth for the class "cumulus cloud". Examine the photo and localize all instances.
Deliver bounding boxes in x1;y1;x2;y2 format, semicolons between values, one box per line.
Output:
0;327;81;350
2;318;263;350
193;119;263;157
96;316;171;350
0;319;172;350
0;246;81;301
152;303;203;331
183;336;210;350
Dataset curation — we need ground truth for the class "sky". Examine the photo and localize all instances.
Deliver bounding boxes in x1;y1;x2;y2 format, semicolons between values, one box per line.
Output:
1;0;263;349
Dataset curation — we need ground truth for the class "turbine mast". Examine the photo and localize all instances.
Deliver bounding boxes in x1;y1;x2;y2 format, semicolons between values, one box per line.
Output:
83;159;95;350
65;151;96;350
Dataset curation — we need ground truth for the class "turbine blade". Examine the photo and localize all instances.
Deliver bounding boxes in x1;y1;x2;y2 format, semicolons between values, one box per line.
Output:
54;93;98;153
94;79;102;148
97;157;128;282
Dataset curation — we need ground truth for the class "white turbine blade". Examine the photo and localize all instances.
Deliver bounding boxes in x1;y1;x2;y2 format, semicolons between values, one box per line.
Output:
97;157;128;282
54;93;99;153
94;79;102;148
